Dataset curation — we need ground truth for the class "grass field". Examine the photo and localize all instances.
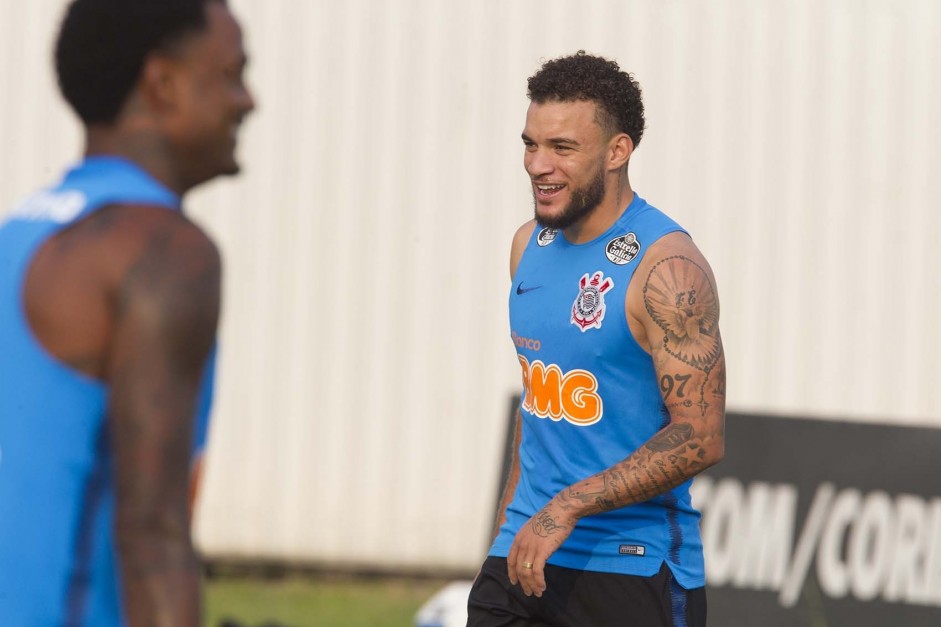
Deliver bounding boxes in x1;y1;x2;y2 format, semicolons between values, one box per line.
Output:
205;574;452;627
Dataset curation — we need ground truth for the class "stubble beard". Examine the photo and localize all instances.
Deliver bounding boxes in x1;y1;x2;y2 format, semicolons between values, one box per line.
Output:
533;163;606;230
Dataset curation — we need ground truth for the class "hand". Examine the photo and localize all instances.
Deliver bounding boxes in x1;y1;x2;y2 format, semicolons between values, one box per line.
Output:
506;500;576;597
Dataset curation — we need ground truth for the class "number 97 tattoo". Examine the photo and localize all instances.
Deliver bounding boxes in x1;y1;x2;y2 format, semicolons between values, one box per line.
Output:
660;373;691;399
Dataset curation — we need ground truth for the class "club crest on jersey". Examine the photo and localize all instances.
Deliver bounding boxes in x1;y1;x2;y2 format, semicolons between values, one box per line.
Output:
571;271;614;332
536;227;559;246
605;232;641;265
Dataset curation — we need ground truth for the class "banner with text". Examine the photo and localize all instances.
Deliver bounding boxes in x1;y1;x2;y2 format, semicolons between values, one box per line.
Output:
693;413;941;626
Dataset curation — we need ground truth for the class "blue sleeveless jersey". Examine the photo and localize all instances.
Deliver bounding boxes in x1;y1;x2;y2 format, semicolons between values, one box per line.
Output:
0;157;216;625
490;193;705;588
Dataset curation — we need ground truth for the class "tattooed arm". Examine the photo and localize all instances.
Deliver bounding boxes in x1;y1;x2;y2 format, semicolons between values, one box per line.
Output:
508;232;726;597
106;207;220;626
555;234;726;515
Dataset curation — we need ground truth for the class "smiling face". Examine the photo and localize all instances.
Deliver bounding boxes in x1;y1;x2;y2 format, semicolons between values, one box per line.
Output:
522;99;612;230
160;2;255;190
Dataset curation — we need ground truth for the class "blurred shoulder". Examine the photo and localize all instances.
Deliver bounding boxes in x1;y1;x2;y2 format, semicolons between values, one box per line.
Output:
64;204;221;305
87;204;219;272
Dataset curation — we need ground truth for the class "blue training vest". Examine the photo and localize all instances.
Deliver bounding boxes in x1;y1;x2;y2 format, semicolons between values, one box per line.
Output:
0;156;216;625
490;193;706;589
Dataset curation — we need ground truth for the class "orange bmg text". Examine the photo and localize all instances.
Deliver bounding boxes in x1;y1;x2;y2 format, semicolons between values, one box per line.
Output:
519;356;603;426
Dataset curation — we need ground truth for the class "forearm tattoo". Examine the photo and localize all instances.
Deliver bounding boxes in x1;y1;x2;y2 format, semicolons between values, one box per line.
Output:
531;510;568;537
645;422;693;452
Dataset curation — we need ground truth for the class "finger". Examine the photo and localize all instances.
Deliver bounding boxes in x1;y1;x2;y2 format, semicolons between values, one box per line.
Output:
507;542;519;585
517;554;536;597
531;553;549;597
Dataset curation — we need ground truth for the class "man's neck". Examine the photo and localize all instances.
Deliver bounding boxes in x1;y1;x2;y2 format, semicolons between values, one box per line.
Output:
84;126;187;196
563;182;634;245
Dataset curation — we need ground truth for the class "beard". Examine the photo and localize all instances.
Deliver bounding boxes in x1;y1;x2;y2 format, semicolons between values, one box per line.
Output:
533;162;606;230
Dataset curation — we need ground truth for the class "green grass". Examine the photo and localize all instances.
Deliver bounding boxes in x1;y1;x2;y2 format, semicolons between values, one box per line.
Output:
205;574;450;627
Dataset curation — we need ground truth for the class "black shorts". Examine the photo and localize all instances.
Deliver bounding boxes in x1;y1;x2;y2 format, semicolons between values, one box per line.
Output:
466;556;706;627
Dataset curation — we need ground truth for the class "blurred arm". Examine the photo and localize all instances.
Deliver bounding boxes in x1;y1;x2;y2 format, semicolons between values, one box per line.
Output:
106;207;220;627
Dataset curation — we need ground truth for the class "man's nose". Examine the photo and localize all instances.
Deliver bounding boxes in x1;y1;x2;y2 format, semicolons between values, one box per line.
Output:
525;149;554;177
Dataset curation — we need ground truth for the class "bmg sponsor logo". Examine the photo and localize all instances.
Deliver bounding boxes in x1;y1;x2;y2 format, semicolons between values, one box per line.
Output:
518;356;602;426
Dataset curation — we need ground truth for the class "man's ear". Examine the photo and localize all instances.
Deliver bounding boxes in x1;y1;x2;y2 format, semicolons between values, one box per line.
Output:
137;53;181;114
608;133;634;171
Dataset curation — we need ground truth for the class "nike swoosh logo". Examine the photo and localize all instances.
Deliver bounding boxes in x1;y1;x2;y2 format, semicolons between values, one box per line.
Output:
516;282;543;295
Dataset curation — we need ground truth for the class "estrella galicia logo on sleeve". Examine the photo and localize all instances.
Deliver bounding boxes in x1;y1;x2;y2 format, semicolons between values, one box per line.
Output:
605;232;641;265
537;227;559;247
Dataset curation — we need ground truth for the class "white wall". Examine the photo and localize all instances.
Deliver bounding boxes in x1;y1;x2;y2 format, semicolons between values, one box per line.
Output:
1;0;939;573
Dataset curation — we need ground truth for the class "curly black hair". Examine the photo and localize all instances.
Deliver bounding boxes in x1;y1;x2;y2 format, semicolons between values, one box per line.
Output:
527;51;645;148
54;0;223;125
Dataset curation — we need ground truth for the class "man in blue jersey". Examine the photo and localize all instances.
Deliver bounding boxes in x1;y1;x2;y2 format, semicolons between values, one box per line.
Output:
467;52;726;627
0;0;254;624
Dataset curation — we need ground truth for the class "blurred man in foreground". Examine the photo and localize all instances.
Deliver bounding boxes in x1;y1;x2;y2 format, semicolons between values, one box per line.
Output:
467;52;726;627
0;0;254;624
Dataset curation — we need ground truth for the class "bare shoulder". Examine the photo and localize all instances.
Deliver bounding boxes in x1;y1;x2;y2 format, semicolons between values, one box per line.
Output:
66;205;220;304
626;231;721;353
25;204;219;379
510;219;538;279
637;232;716;283
89;204;218;268
633;231;719;307
103;205;220;321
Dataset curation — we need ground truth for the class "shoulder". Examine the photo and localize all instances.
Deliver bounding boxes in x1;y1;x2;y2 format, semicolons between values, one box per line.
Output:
107;205;220;314
69;204;221;331
637;231;717;294
101;205;221;377
92;204;217;253
626;231;720;341
77;204;220;285
510;219;538;279
511;219;538;258
24;203;219;380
